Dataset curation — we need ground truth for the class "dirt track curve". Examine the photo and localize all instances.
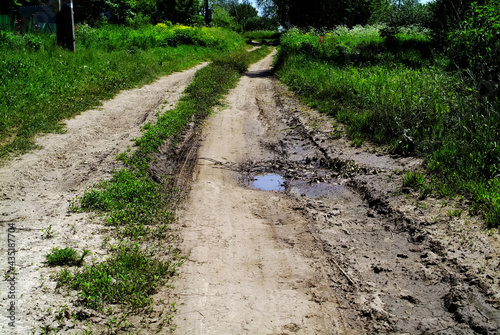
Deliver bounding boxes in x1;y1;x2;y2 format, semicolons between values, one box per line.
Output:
0;50;499;334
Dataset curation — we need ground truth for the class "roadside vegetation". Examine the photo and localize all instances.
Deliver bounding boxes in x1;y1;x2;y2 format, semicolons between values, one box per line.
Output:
274;1;500;227
0;24;244;159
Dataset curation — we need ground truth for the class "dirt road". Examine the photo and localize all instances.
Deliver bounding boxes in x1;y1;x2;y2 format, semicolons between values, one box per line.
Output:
1;49;499;334
172;52;500;334
172;52;351;334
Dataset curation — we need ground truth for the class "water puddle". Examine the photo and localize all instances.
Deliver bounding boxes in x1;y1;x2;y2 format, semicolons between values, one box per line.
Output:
252;173;285;192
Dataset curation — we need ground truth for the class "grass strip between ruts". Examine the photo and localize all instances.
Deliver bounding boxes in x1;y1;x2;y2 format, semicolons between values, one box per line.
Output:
55;46;271;329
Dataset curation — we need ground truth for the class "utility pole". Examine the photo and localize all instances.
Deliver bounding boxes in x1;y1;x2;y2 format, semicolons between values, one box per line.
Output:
204;0;212;26
56;0;75;51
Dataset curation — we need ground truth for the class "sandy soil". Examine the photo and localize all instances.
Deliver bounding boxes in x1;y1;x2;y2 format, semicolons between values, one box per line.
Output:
1;49;499;334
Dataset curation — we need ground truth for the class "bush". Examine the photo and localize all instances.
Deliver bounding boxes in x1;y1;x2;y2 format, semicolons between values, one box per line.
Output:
448;0;500;89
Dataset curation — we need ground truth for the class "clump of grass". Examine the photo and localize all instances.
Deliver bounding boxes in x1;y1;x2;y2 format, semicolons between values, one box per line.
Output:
46;247;89;267
403;171;426;189
57;245;174;310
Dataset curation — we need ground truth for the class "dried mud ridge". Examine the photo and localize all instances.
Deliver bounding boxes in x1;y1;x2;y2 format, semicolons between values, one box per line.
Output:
204;81;500;334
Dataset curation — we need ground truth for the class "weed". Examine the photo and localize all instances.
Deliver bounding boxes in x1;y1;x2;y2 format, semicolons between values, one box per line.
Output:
448;209;463;218
403;171;426;189
46;247;90;267
351;137;363;148
41;225;57;239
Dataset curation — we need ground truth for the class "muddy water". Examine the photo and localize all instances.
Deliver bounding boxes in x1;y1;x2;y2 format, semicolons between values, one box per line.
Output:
236;79;500;334
252;173;285;191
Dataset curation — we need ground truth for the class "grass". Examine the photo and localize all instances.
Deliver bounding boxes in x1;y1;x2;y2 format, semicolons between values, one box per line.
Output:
242;30;281;44
275;25;500;227
0;24;245;160
58;45;272;328
46;247;89;267
57;245;174;311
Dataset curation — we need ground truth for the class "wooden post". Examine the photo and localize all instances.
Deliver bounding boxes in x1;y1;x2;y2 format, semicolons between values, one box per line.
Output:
56;0;75;51
204;0;212;26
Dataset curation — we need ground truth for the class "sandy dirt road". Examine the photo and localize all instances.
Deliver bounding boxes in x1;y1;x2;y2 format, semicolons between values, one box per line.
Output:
0;63;207;334
172;51;500;334
172;52;351;334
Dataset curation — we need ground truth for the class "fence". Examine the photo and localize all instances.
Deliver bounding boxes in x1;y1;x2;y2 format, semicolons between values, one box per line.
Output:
0;5;57;33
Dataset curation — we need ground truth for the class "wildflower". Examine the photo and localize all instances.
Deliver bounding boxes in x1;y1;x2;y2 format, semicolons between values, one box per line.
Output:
319;36;326;44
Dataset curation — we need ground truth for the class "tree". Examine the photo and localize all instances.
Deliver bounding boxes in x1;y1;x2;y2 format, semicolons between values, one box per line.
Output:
428;0;487;43
154;0;201;24
211;3;237;29
385;0;432;28
256;0;375;29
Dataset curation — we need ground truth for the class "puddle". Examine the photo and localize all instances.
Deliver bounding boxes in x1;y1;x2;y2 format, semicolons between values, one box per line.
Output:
253;173;285;192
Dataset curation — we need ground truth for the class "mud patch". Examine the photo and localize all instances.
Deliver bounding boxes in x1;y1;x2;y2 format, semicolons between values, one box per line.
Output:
240;77;500;334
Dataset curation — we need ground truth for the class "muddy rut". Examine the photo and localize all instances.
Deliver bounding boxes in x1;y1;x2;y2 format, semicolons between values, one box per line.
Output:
0;49;499;334
172;52;500;334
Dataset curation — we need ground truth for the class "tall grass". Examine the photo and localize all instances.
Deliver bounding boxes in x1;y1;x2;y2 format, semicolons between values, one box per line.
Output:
275;26;500;227
0;24;245;159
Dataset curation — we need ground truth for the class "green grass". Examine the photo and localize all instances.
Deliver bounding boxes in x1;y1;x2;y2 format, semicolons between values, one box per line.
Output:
275;26;500;227
57;245;175;310
59;46;272;326
0;24;245;160
46;247;89;267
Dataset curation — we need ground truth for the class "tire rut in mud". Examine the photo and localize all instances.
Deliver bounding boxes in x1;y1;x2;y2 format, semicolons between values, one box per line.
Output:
232;80;500;334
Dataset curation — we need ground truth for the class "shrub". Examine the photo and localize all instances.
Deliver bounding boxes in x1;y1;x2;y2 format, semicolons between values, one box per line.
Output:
448;0;500;91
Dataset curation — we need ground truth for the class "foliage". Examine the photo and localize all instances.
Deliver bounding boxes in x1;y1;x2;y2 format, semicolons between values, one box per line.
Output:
447;0;500;86
46;247;90;267
0;25;244;159
213;0;277;32
275;26;500;227
259;0;384;28
385;0;433;28
242;30;280;43
427;0;485;44
212;4;238;30
71;0;202;26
